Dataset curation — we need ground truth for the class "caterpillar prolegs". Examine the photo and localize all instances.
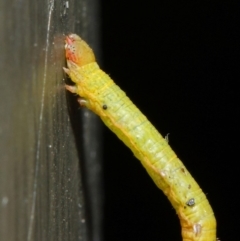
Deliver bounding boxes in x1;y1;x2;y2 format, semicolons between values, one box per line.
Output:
64;34;217;241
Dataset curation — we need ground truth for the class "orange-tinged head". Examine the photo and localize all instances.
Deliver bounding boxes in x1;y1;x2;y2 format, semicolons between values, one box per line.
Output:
65;34;95;66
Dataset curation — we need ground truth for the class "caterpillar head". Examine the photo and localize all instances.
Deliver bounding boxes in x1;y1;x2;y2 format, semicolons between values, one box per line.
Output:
65;34;95;67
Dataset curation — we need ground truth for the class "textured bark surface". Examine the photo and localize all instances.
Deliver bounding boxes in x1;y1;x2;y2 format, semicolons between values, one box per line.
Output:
0;1;102;241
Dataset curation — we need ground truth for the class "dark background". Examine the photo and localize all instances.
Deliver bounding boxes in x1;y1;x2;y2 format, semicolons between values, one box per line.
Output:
100;1;239;241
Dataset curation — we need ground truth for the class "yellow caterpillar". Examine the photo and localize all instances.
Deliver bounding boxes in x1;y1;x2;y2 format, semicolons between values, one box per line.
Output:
64;33;216;241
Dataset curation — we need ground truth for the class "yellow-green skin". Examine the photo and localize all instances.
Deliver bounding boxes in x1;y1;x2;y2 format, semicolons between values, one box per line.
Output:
64;34;216;241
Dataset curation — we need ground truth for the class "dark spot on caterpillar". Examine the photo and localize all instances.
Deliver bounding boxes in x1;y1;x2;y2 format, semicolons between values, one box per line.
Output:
181;168;185;173
186;198;195;207
102;104;108;110
188;184;191;189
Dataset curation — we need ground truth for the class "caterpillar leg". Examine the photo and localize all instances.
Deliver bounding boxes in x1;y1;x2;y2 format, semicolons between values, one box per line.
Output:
65;84;77;94
63;67;70;75
66;59;79;70
77;97;88;107
65;85;88;108
63;63;84;83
